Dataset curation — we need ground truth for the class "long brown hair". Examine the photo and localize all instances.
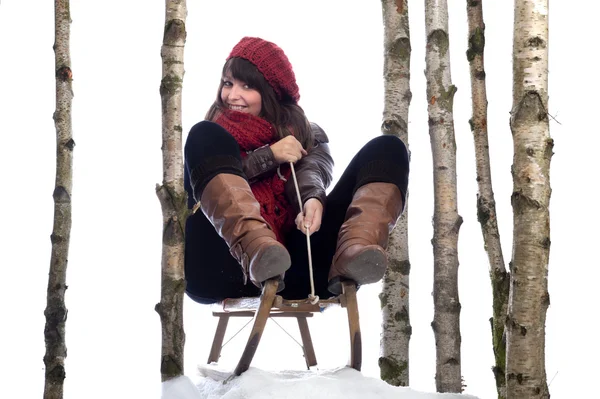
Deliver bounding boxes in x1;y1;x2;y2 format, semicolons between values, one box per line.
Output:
205;57;313;149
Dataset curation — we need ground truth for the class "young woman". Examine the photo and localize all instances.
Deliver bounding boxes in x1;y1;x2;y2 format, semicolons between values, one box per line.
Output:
184;37;409;303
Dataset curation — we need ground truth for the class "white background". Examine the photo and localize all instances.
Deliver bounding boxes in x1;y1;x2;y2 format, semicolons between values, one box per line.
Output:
0;1;597;398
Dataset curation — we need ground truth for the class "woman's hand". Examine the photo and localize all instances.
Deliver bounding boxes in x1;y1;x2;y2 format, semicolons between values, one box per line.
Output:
295;198;323;236
270;136;307;163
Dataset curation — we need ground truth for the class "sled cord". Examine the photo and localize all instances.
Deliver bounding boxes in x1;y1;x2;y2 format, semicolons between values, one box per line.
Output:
290;162;319;304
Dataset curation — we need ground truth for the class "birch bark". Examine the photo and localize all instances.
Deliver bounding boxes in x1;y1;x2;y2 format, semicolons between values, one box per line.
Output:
43;2;73;398
156;0;187;382
379;0;412;387
465;1;509;397
424;0;463;392
506;1;551;397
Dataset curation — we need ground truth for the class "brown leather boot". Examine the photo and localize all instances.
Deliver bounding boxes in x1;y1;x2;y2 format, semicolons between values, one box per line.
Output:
328;182;403;295
200;174;291;289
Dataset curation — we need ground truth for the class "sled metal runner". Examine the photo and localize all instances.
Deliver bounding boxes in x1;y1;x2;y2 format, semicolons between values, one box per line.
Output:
208;279;362;375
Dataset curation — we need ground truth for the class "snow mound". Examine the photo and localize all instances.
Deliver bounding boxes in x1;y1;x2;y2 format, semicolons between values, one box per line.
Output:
161;365;480;399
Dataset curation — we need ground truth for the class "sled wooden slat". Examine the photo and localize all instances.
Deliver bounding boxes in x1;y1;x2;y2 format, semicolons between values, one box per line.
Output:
234;278;279;375
296;315;317;368
207;313;230;364
207;278;361;374
213;311;315;318
342;281;362;371
216;295;344;313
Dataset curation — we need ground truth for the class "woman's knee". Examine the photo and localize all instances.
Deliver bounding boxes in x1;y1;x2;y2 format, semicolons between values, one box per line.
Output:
353;135;409;195
358;135;408;167
184;121;240;162
367;135;407;158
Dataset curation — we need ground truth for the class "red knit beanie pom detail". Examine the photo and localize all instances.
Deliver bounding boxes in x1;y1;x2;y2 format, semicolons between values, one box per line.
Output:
227;37;300;103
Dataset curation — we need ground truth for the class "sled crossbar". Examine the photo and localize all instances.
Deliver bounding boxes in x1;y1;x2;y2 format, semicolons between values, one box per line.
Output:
215;294;346;313
207;280;362;375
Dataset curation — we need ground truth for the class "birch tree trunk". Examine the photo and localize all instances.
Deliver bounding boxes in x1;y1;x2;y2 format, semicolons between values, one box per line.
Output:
43;2;74;398
379;0;412;387
465;1;509;397
424;0;463;393
155;0;187;382
506;1;551;397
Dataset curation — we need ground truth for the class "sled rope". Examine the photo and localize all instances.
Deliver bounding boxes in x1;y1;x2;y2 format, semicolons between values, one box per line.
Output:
220;316;255;350
289;162;319;305
271;318;304;349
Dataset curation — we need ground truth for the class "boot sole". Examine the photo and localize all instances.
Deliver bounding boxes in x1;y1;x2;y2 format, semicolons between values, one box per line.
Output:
328;249;387;295
252;245;291;284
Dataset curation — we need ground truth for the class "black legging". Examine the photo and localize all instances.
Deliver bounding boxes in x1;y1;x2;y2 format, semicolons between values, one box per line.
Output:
183;121;408;303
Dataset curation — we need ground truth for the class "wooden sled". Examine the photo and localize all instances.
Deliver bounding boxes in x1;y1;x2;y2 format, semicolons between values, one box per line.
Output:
208;279;362;376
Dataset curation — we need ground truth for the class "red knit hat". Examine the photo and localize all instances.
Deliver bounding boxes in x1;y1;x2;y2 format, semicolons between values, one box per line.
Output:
227;37;300;103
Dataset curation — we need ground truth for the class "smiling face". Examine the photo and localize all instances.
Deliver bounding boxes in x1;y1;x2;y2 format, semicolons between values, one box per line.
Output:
220;75;262;116
208;57;280;122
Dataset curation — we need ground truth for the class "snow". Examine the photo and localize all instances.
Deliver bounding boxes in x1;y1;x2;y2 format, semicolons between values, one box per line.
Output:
162;366;480;399
1;1;596;398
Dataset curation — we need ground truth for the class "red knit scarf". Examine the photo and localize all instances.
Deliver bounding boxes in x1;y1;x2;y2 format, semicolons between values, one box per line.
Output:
214;109;295;243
